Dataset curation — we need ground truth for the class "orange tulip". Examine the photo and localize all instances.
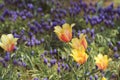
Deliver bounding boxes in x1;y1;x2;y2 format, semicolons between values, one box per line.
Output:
70;47;88;64
54;23;75;42
70;34;87;50
95;54;111;70
0;34;18;52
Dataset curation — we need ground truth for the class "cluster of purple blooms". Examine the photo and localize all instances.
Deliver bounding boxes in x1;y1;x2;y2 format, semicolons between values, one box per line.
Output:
0;52;27;67
40;50;80;74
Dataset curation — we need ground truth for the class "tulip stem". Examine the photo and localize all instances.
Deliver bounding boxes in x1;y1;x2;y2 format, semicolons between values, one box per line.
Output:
68;62;78;80
86;70;100;77
84;63;87;80
65;43;79;80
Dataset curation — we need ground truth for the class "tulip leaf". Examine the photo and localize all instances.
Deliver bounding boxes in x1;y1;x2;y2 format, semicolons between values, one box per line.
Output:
105;71;113;80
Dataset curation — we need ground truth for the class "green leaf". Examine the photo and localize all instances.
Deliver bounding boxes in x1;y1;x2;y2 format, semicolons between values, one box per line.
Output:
105;71;113;80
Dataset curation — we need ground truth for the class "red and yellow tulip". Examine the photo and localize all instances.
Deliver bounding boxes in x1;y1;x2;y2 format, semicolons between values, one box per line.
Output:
0;34;18;52
70;34;87;50
70;47;88;64
54;23;75;42
94;54;111;70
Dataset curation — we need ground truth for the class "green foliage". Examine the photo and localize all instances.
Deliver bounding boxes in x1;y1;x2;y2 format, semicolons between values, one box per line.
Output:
0;0;120;80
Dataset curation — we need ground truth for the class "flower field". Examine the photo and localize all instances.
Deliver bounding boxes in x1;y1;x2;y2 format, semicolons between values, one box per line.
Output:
0;0;120;80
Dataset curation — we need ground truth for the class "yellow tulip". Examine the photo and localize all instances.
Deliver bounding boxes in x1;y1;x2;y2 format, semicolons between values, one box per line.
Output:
54;23;75;42
0;34;18;52
95;54;111;70
70;47;88;64
70;34;87;50
101;77;107;80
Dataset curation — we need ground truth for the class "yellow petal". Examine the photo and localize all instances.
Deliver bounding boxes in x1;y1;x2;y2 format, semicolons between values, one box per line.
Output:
13;38;18;45
1;34;9;45
54;26;62;36
70;38;80;49
0;42;7;51
62;23;72;32
71;49;88;64
101;77;107;80
79;33;86;39
7;34;14;40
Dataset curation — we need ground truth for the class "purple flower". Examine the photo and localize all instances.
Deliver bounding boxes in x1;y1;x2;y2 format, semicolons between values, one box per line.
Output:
91;34;95;40
4;52;10;62
31;40;35;46
41;38;45;43
114;53;119;59
65;64;69;70
21;16;26;20
28;32;33;38
34;78;39;80
0;16;5;22
22;62;27;67
27;3;34;9
77;30;81;36
57;67;61;73
91;28;95;36
26;41;31;46
53;49;57;54
0;3;4;9
13;60;18;65
44;58;48;64
37;7;42;12
43;51;47;55
81;29;86;34
50;49;53;55
43;78;48;80
117;41;120;46
89;76;93;80
113;46;118;52
13;33;20;38
94;74;98;80
26;12;33;18
62;63;65;68
45;25;51;30
19;11;25;17
108;42;113;48
52;21;58;27
86;28;90;33
35;40;41;45
2;9;10;17
111;73;117;78
50;59;56;66
0;57;4;63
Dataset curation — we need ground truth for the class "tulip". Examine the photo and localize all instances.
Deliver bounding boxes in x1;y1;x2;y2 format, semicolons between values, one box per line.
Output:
94;54;111;70
70;34;87;50
70;47;88;64
54;23;75;42
0;34;18;52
